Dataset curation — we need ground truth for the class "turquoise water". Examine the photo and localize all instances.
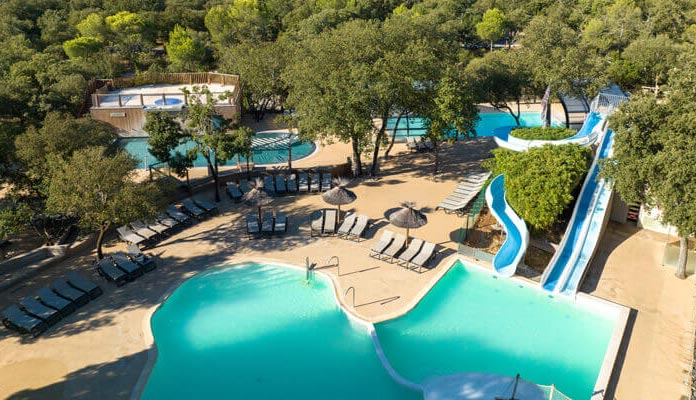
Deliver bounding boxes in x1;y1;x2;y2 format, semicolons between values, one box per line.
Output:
119;133;315;169
385;111;548;138
375;261;617;399
141;263;420;400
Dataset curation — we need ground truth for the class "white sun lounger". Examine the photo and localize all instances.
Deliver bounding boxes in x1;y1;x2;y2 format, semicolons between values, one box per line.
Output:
381;233;406;262
298;174;309;193
348;215;369;240
369;230;394;258
130;221;159;240
410;241;437;271
117;226;147;245
397;238;424;268
337;213;357;237
323;209;337;234
309;173;320;192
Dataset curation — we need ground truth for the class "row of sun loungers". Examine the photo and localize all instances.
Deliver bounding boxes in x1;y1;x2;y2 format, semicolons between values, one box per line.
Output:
436;171;491;215
247;211;288;238
1;272;103;337
95;248;157;286
227;173;333;201
406;137;435;152
369;230;437;271
336;213;370;240
117;198;218;247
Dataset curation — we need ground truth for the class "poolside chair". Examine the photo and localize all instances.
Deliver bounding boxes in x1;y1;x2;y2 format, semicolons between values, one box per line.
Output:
239;179;251;195
309;173;320;192
381;233;406;262
320;173;332;192
337;213;357;237
112;252;145;280
410;242;437;272
261;211;275;234
226;182;243;201
143;219;170;236
19;297;62;326
275;175;287;194
193;198;218;215
126;244;157;272
397;238;424;268
286;174;298;193
323;209;337;234
36;287;77;317
310;210;324;237
1;305;48;337
264;176;276;194
247;213;261;239
129;221;159;241
298;173;309;193
48;281;89;310
95;258;129;286
274;212;287;234
406;137;419;152
423;138;435;151
369;230;394;258
157;214;180;229
66;271;103;300
166;205;193;224
348;215;369;241
117;226;147;246
181;199;207;218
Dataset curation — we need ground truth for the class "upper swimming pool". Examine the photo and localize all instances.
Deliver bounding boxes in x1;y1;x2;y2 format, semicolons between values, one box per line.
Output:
385;111;553;139
119;132;316;169
141;260;619;399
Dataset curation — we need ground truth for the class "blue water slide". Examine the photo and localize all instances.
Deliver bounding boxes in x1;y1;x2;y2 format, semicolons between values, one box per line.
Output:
485;174;530;277
494;112;605;151
540;128;615;294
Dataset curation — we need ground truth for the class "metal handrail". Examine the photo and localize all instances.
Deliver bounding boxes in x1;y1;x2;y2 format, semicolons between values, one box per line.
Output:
344;286;356;308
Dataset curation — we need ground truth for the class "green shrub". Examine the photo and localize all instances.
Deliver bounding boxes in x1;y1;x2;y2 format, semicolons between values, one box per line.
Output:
510;126;576;140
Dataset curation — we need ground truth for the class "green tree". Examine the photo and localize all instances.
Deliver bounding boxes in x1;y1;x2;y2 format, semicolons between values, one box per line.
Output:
205;1;269;47
76;13;110;41
62;36;103;59
622;34;678;93
144;110;193;180
476;8;506;51
486;144;592;231
0;201;31;260
46;146;160;260
165;25;207;72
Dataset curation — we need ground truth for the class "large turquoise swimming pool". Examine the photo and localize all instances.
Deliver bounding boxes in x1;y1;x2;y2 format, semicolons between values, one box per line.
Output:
119;132;316;169
141;261;618;399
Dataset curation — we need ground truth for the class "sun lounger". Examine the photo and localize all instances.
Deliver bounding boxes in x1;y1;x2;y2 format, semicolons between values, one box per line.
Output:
117;226;147;246
298;173;309;193
381;233;406;262
274;212;287;234
126;244;156;272
264;176;276;194
2;305;48;337
239;179;251;195
337;213;357;237
323;209;337;234
407;137;419;152
348;215;369;240
130;221;159;240
36;287;77;317
157;214;180;229
193;198;218;214
95;258;129;286
167;205;193;224
112;252;145;280
310;173;320;192
436;172;491;214
247;213;261;239
369;230;395;257
397;239;424;268
226;182;243;201
142;219;170;235
181;199;207;218
423;138;435;151
310;210;324;237
286;174;298;193
66;271;103;299
51;279;90;306
410;241;437;271
20;296;62;326
262;211;275;234
320;173;332;192
275;175;287;194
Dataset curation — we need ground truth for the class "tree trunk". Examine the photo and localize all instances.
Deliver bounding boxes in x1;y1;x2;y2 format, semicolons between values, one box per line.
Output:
96;222;111;260
503;103;522;126
203;153;221;202
490;40;493;52
384;112;405;159
287;133;293;171
432;138;440;175
676;235;688;279
351;138;362;177
370;114;389;177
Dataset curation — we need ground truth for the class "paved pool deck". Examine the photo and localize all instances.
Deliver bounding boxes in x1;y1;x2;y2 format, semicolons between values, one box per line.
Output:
0;109;692;400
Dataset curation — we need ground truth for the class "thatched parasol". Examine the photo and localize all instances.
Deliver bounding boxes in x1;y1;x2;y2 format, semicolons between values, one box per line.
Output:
242;177;273;226
321;178;357;221
389;201;427;246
